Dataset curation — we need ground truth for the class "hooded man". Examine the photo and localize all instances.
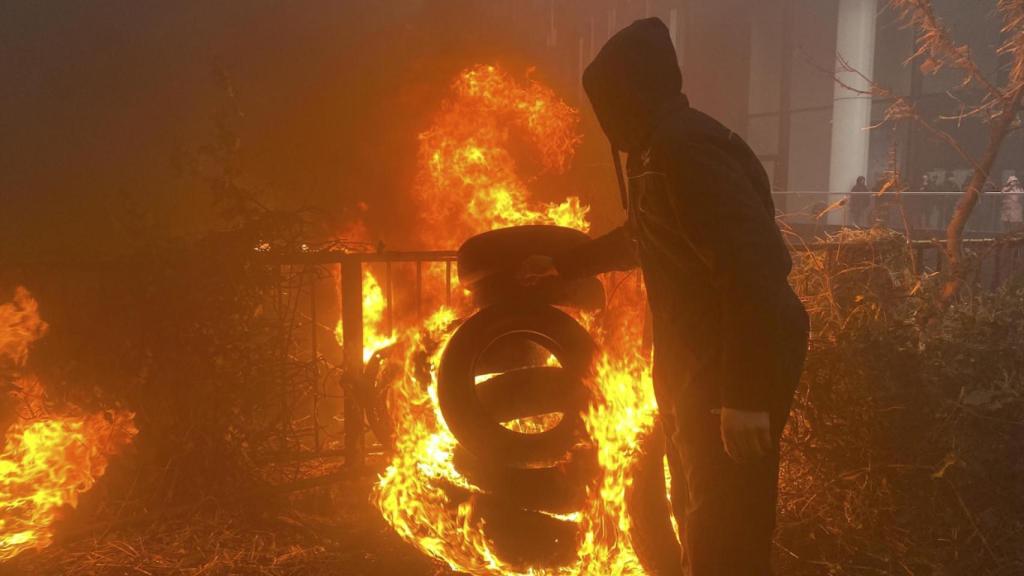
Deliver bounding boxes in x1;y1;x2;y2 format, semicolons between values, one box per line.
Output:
521;18;808;575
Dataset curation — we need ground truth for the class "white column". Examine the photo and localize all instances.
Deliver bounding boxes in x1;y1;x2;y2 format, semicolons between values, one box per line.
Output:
828;0;877;225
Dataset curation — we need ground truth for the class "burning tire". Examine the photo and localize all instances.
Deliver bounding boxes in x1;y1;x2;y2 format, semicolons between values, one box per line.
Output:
437;303;594;467
457;225;591;286
457;225;605;309
431;224;679;572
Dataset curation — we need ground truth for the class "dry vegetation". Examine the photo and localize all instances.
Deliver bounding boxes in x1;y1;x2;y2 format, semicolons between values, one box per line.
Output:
777;229;1024;575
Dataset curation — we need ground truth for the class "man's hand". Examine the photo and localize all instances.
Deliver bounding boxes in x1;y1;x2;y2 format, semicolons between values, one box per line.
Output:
719;407;772;463
517;254;559;286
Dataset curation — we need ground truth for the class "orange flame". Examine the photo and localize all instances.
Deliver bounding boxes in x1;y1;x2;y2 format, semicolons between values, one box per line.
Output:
414;65;589;245
356;66;666;575
334;265;395;363
0;288;137;562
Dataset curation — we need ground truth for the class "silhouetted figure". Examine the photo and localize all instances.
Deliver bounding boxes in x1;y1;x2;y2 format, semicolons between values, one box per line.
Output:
1001;175;1023;233
941;171;961;193
520;18;808;576
850;176;870;226
939;171;961;226
908;174;935;232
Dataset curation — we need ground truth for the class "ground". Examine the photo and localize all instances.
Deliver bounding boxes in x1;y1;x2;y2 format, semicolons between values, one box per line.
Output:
3;472;451;576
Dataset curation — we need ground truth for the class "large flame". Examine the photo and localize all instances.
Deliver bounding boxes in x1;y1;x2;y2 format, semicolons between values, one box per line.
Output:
0;287;137;561
343;66;666;575
414;64;590;244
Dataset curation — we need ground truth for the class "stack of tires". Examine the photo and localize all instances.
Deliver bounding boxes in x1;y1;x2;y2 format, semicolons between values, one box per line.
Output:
437;225;601;568
437;225;680;573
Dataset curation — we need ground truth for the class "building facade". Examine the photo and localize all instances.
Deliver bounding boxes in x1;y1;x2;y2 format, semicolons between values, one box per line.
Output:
518;0;1022;224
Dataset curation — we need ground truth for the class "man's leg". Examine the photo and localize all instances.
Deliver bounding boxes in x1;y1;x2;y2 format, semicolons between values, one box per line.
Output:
666;307;808;575
670;406;779;575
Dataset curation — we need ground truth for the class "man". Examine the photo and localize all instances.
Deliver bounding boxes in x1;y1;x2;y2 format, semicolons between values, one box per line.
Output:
520;18;808;575
1001;175;1023;233
850;176;870;226
939;171;962;226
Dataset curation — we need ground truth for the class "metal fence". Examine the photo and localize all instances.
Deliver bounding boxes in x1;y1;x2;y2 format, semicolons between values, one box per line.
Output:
262;249;457;466
773;191;1024;236
266;234;1024;467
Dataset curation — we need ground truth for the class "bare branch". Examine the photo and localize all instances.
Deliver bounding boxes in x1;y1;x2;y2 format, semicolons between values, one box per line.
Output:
890;0;1005;100
830;49;986;178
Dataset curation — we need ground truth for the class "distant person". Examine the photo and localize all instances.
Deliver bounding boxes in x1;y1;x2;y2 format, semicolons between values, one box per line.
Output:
906;174;933;231
941;171;961;192
939;171;961;225
850;176;869;226
1001;175;1023;232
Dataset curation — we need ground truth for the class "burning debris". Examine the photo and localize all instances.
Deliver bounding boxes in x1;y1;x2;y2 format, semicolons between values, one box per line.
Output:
0;287;137;561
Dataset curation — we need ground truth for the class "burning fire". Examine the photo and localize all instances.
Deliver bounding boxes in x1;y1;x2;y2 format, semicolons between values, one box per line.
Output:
413;64;590;245
334;65;668;575
0;287;137;561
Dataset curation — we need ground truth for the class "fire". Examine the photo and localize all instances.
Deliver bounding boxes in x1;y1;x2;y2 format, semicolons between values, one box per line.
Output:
334;267;395;363
0;288;137;561
346;66;667;575
414;64;589;245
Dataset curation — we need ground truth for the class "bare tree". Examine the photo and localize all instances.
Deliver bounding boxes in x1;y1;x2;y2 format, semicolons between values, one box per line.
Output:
854;1;1024;301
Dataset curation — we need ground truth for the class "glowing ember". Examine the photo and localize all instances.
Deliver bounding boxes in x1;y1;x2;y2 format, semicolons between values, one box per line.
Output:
0;288;137;561
346;66;667;575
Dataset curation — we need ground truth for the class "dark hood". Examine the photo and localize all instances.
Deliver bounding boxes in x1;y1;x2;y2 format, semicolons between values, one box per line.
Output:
583;18;683;152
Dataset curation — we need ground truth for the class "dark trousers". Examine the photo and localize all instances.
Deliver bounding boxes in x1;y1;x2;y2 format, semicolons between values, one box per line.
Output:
657;300;808;575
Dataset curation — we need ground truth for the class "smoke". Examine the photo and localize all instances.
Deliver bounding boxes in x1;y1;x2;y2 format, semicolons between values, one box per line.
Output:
0;1;595;259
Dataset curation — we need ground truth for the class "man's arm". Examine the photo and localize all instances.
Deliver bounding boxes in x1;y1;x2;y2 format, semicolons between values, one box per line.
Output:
551;225;639;281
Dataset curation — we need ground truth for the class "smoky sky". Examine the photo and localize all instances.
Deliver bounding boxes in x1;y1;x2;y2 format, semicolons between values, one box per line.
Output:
0;1;607;260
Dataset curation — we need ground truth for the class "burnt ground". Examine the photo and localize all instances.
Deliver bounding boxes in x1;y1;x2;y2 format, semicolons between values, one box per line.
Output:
2;471;452;576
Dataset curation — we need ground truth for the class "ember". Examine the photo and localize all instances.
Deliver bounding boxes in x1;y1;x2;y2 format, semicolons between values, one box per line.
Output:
0;287;137;561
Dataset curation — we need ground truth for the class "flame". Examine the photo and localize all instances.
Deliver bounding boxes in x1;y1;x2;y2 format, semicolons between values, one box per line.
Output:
414;65;589;244
335;65;590;364
0;288;137;562
352;66;667;575
0;287;48;368
334;267;395;363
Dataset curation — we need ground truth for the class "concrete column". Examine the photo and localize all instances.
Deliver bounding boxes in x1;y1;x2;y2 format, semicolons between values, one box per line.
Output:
828;0;877;224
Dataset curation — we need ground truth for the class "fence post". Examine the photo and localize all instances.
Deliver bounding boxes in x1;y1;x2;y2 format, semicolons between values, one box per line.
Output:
445;260;452;307
992;243;1004;290
310;268;320;453
416;261;423;320
340;258;365;467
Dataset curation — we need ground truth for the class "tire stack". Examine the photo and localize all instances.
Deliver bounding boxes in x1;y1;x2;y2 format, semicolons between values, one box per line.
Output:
437;225;680;573
437;225;602;568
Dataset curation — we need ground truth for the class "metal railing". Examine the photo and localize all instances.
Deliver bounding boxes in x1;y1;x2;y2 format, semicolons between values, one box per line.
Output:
263;233;1024;467
773;191;1024;236
261;249;457;467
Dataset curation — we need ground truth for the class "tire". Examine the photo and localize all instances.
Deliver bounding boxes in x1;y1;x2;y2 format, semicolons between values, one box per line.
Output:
470;493;579;568
469;274;606;310
475;366;589;423
457;225;592;286
457;225;604;309
437;303;595;466
452;445;596;514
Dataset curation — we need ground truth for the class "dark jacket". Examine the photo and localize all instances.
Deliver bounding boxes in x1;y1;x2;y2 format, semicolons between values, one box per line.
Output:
554;18;806;411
